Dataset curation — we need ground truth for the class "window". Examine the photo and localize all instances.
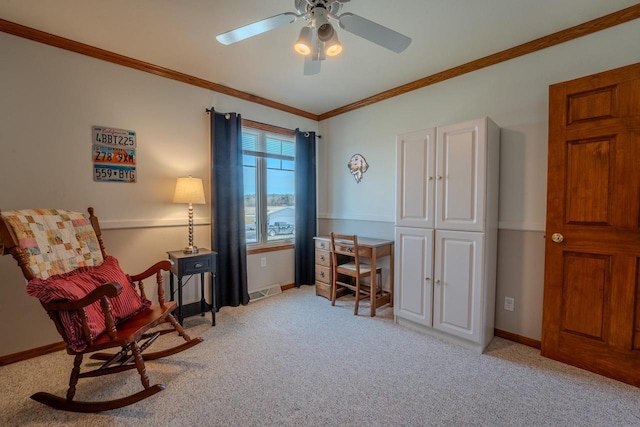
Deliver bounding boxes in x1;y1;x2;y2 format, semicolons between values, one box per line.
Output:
242;127;295;245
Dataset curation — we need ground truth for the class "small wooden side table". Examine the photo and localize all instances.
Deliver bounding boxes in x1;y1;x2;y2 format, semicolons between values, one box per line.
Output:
167;249;217;326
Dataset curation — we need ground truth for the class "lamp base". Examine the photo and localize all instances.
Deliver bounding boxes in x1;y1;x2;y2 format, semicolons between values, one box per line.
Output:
183;246;199;254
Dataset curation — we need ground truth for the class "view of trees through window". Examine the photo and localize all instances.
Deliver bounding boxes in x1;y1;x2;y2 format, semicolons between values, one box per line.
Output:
242;128;295;244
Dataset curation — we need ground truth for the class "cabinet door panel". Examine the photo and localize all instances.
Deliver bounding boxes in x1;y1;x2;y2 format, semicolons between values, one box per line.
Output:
396;129;436;228
394;227;433;326
433;230;483;343
436;120;486;231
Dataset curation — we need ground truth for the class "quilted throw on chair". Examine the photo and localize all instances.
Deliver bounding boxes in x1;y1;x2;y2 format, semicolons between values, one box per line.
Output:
1;209;104;279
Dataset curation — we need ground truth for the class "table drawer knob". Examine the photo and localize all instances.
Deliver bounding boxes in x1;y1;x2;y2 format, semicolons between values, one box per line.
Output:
320;255;325;261
194;263;203;268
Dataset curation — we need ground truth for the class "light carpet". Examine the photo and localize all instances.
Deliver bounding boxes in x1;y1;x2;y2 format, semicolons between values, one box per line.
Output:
1;285;639;426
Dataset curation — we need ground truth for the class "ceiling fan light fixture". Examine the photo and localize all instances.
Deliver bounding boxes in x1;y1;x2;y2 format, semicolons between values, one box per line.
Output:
294;25;313;55
218;0;412;75
324;32;342;57
313;7;334;42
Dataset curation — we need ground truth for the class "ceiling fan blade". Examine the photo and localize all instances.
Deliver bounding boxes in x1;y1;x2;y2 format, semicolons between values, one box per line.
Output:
304;57;321;75
216;12;297;45
338;13;411;53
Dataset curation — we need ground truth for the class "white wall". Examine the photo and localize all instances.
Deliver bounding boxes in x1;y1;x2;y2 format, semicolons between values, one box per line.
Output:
0;32;316;356
317;20;640;341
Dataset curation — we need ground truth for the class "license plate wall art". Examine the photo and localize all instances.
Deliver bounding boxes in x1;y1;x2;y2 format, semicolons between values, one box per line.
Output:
92;126;137;183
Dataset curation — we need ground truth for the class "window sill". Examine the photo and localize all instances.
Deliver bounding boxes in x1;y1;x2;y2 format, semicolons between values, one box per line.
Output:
247;242;295;255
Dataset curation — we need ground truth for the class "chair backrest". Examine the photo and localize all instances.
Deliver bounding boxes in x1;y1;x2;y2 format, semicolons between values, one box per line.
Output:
0;208;106;281
330;232;361;272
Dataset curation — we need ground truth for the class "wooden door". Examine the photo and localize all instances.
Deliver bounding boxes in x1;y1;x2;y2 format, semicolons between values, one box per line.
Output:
396;128;436;228
436;119;486;232
394;227;433;326
542;63;640;387
433;230;483;344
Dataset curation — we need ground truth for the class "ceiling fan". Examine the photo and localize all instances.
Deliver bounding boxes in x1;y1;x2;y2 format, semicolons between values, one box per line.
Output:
216;0;412;75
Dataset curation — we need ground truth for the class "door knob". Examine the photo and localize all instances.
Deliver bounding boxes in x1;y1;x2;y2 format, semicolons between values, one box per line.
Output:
551;233;564;243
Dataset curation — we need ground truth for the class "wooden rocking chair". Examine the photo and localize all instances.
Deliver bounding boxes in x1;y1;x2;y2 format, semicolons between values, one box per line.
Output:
0;207;203;412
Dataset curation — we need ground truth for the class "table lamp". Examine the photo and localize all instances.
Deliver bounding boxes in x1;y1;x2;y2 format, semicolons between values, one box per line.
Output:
173;176;206;253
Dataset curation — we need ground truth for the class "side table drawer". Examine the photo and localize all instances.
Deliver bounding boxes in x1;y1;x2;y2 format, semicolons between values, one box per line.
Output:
182;255;213;275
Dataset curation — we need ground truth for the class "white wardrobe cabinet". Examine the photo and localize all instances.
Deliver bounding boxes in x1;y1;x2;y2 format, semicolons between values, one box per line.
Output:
394;117;499;352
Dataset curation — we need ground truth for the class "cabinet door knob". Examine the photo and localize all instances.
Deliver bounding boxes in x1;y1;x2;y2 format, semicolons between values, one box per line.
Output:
551;233;564;243
428;176;433;181
436;175;442;180
425;277;431;281
435;279;441;284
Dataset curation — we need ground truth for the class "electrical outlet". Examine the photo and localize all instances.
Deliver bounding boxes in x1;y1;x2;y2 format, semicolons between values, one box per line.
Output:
504;297;515;311
260;257;266;267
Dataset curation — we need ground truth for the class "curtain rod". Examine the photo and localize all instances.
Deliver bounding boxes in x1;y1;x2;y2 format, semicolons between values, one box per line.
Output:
205;108;321;138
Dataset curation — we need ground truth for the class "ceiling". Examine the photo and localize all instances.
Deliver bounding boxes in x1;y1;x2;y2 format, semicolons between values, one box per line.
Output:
1;0;638;117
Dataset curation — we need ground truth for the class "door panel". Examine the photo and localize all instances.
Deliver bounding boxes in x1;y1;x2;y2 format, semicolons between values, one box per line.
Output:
565;138;612;225
567;85;617;124
394;227;433;326
635;259;640;351
542;62;640;387
561;252;610;339
396;129;436;228
436;120;486;231
433;230;482;343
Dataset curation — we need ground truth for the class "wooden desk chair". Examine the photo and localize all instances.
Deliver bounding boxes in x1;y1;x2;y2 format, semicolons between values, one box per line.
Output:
330;232;382;315
0;208;203;412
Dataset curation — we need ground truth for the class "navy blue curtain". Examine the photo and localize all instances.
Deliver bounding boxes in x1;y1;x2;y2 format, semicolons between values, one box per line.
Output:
294;130;317;287
210;110;249;307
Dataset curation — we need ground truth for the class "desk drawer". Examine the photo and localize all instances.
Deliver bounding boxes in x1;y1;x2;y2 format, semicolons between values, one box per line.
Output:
315;265;331;284
181;255;212;275
333;244;370;258
315;250;330;267
315;239;330;251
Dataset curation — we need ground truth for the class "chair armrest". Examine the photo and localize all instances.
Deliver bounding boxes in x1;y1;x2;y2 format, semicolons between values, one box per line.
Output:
129;260;172;306
129;260;172;282
42;282;122;347
43;282;123;311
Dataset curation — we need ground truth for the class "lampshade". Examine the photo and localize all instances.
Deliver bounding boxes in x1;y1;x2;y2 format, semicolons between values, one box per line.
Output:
324;32;342;57
173;176;205;204
294;25;313;55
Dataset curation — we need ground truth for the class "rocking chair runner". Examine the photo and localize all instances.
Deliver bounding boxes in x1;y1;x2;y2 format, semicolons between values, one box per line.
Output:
0;207;203;412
